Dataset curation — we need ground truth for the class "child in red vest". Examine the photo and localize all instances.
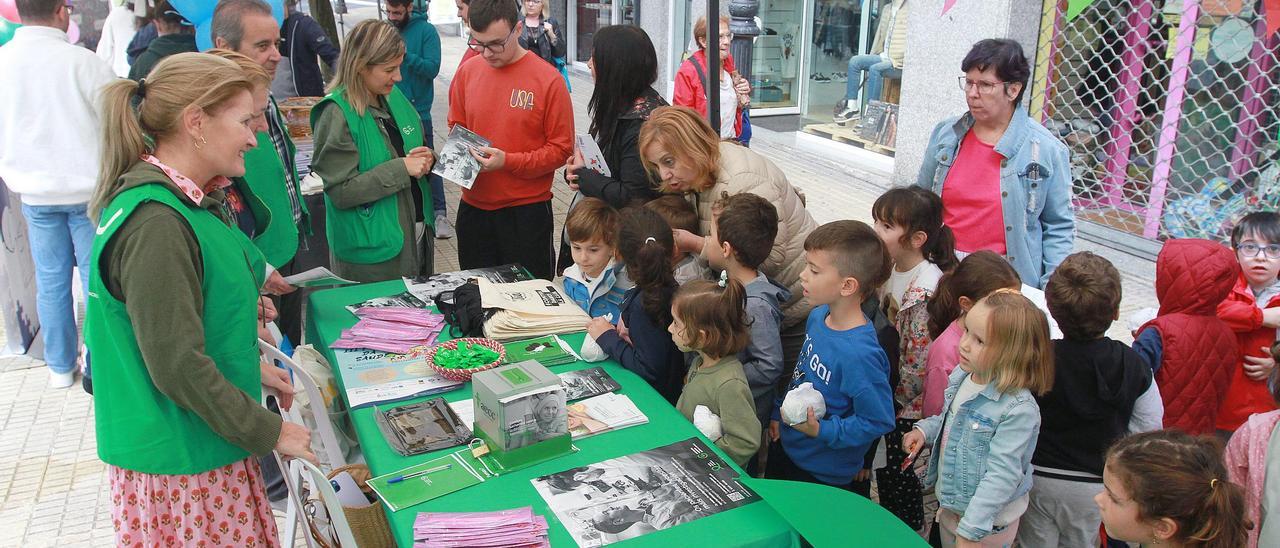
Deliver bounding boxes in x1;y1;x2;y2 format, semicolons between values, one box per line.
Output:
1215;212;1280;434
1131;239;1239;435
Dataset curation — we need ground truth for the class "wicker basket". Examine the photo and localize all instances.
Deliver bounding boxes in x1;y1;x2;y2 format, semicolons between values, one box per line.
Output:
306;464;395;548
278;96;323;139
426;338;507;382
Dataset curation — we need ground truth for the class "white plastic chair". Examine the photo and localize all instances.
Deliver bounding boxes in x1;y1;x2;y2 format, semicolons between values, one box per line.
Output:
297;458;360;548
260;337;347;548
259;338;348;468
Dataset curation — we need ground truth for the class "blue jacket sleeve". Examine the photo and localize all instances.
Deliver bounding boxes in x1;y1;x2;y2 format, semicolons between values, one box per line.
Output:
1132;327;1164;374
403;22;442;81
815;360;896;449
1037;140;1076;288
299;17;340;68
914;121;949;191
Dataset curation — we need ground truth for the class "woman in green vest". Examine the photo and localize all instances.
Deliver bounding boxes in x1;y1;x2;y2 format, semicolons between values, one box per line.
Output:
312;19;436;283
88;53;314;546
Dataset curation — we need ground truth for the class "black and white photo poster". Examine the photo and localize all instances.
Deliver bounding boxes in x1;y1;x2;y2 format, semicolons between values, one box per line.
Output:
431;125;490;189
531;438;761;547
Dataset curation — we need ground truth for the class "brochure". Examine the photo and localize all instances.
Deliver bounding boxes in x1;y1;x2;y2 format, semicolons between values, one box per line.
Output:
332;345;463;408
344;291;430;314
367;451;492;512
530;438;761;547
432;125;491;189
403;264;535;303
503;335;579;368
566;392;646;439
559;367;621;402
575;134;611;177
282;266;357;288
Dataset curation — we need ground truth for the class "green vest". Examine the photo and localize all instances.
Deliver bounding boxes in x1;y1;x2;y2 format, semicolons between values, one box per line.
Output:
240;96;310;266
87;182;267;475
312;86;430;265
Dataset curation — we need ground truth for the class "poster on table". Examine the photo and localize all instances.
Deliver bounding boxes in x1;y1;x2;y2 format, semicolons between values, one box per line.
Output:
531;437;761;547
332;345;462;408
403;263;534;303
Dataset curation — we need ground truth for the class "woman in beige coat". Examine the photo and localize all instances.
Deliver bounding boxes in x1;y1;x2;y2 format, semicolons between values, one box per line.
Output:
638;106;817;364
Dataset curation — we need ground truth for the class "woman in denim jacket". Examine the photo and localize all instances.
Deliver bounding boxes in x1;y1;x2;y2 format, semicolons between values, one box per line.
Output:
905;291;1054;546
914;39;1074;289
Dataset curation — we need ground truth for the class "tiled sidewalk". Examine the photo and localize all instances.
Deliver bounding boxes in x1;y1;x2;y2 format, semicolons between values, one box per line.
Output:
0;30;1158;547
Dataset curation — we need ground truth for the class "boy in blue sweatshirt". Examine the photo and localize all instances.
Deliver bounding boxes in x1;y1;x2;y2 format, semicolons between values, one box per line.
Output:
562;198;630;322
767;221;896;495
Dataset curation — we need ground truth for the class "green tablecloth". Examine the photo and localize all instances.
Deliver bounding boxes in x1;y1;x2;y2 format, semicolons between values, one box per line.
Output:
306;281;802;548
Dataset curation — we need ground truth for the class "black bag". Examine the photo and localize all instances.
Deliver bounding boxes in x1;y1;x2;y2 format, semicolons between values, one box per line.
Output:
433;281;491;338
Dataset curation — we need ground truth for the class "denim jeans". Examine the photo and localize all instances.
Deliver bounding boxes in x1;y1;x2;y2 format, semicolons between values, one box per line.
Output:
21;203;93;374
845;54;902;103
423;119;447;215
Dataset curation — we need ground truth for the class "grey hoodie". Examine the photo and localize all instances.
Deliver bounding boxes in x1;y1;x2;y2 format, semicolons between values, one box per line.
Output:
739;273;792;424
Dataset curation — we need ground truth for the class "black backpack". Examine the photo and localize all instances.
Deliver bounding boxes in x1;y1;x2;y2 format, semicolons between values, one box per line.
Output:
433;281;492;338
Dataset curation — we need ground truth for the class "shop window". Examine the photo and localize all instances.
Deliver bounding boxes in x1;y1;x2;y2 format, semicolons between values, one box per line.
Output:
1029;0;1280;242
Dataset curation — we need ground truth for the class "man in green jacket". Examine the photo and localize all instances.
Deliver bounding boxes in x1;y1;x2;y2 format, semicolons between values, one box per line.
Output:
212;0;317;345
387;0;452;245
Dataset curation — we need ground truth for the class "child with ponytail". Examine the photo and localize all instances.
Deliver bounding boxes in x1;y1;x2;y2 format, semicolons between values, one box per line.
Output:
870;186;957;531
904;290;1055;546
586;207;686;404
670;277;761;466
922;251;1022;418
1099;430;1251;548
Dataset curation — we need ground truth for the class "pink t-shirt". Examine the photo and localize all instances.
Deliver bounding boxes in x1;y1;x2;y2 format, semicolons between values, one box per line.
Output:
922;319;963;418
941;131;1007;255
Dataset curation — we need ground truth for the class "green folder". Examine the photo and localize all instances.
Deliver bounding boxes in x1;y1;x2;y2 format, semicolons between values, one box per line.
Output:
366;452;488;512
503;335;577;367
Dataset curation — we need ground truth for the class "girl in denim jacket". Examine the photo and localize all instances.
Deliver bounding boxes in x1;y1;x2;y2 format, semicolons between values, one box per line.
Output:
905;290;1054;547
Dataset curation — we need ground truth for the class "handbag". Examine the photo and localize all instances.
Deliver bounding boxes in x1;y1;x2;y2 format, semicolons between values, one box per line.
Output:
553;56;572;92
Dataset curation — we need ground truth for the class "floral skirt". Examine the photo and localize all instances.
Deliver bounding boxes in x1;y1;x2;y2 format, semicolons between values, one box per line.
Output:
108;457;279;548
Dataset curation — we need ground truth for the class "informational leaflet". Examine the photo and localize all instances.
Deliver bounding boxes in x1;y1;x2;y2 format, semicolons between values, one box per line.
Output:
530;438;761;547
403;264;534;303
565;393;645;438
332;345;463;408
281;266;356;288
431;125;490;189
558;367;621;401
575;134;611;177
344;291;429;314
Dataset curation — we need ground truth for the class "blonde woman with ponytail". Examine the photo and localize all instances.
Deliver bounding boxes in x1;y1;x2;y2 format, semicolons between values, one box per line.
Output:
311;19;436;282
89;52;313;547
669;276;761;467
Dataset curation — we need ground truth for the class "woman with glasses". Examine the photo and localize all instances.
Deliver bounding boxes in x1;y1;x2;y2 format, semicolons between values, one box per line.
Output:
516;0;564;69
672;16;751;143
914;38;1074;289
311;20;437;282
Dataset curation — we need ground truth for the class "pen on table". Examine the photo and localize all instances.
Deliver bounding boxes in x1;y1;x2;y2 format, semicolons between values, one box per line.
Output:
387;464;452;484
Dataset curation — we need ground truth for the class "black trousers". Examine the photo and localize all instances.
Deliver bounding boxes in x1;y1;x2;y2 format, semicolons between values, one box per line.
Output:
765;439;871;497
456;200;554;280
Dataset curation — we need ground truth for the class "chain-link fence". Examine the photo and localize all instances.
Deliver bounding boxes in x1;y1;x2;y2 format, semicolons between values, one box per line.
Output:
1028;0;1280;243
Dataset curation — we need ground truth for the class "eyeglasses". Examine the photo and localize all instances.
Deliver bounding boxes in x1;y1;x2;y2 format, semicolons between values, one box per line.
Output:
1237;242;1280;259
958;77;1008;95
467;28;516;54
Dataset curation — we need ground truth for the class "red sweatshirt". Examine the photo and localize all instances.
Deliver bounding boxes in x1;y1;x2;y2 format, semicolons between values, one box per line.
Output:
1216;274;1280;431
447;52;574;210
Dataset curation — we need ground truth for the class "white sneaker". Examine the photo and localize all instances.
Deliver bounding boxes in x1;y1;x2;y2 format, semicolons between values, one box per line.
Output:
434;213;454;240
833;104;860;123
49;370;75;389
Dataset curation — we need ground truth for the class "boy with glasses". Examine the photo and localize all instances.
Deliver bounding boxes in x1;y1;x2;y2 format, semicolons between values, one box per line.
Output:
446;0;573;280
1215;212;1280;435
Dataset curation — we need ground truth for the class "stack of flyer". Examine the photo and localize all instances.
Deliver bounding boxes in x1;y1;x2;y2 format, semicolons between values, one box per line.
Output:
331;307;446;354
413;506;549;547
566;392;647;439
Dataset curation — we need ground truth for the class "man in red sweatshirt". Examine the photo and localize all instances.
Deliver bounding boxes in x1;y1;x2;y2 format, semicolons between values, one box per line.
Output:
448;0;573;280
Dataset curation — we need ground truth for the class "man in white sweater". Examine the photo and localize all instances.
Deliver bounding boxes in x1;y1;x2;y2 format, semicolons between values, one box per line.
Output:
0;0;116;389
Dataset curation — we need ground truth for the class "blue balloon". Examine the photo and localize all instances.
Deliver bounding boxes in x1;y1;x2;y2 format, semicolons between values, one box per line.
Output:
179;0;285;52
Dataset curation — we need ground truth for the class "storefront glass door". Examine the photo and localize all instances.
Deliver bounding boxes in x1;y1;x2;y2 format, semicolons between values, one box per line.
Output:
575;2;612;63
750;1;807;109
802;0;879;125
